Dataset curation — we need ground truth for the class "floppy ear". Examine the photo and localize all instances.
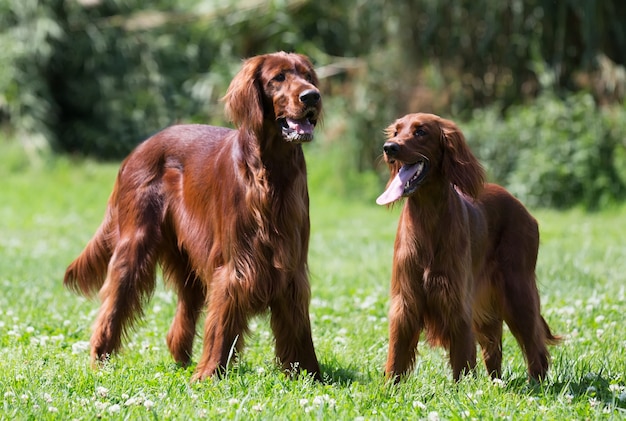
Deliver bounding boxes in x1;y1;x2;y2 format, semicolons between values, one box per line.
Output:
440;118;485;198
223;55;265;135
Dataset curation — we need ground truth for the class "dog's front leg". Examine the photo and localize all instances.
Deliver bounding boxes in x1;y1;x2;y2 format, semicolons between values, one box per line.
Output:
192;270;248;381
270;273;321;381
448;307;477;381
385;291;423;382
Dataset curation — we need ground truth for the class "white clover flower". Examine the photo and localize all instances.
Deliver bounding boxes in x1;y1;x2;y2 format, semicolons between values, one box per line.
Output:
48;406;58;413
43;393;53;403
492;378;506;388
96;386;109;398
72;341;90;354
108;404;121;413
144;399;155;410
427;411;440;421
26;326;35;333
299;398;308;406
412;400;427;410
94;401;109;411
228;398;239;406
252;404;263;412
124;397;139;406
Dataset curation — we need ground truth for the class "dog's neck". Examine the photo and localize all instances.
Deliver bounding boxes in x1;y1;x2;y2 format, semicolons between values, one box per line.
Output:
237;126;306;190
404;182;465;248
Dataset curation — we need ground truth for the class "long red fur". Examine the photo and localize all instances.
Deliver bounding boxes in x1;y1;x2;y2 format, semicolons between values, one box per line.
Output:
64;52;322;381
381;113;560;382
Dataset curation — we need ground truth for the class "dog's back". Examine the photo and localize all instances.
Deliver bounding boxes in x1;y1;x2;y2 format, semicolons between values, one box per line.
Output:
63;124;235;297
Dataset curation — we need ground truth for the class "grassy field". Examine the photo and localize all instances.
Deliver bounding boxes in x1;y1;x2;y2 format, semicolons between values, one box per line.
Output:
1;150;625;420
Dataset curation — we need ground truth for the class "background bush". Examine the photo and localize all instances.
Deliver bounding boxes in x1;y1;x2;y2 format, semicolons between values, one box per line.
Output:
1;0;625;207
463;93;626;209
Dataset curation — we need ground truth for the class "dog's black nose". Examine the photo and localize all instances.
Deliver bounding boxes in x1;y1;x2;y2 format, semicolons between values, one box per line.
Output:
383;142;400;157
299;89;321;106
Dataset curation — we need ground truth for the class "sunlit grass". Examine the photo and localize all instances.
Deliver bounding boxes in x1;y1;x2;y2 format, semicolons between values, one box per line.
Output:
1;149;625;419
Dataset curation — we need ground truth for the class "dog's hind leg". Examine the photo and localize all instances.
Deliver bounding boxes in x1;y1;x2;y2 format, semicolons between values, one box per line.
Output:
89;197;162;364
475;319;503;379
164;259;205;366
502;271;551;381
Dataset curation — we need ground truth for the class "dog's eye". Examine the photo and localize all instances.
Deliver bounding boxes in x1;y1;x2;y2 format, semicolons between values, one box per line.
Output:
273;73;286;82
393;131;398;137
414;129;426;137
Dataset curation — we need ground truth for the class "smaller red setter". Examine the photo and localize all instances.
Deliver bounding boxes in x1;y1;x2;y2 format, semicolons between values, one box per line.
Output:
378;113;559;382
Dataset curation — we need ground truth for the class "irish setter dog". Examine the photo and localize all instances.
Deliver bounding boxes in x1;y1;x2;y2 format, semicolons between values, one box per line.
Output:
377;113;559;382
64;52;322;381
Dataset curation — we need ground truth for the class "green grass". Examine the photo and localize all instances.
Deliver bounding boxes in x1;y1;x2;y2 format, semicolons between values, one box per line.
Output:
1;150;626;420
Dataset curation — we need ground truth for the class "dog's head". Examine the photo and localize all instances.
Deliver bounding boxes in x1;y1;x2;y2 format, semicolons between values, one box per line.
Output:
223;52;322;144
377;113;485;205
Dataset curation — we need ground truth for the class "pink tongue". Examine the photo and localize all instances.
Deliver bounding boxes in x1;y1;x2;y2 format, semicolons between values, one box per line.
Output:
286;118;314;134
376;164;420;205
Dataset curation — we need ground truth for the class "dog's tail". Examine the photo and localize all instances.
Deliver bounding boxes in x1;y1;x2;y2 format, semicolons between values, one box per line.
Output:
541;316;562;345
64;202;116;297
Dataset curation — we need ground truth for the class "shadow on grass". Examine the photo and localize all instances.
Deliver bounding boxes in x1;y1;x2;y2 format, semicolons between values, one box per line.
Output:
504;370;626;411
320;362;360;385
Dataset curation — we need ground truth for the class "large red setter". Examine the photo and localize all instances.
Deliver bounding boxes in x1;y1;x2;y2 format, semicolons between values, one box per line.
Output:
64;52;322;381
377;113;559;382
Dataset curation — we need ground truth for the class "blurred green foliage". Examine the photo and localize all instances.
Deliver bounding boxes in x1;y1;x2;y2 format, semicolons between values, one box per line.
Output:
464;93;626;209
1;0;625;207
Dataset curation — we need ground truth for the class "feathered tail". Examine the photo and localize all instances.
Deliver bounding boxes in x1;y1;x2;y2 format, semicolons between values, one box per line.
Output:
541;316;562;345
64;203;116;297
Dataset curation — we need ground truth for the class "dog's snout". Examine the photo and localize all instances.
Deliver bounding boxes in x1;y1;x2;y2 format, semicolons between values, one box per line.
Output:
299;89;321;106
383;142;400;157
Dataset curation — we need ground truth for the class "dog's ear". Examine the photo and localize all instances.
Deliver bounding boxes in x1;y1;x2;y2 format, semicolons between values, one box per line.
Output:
223;55;265;135
440;118;485;198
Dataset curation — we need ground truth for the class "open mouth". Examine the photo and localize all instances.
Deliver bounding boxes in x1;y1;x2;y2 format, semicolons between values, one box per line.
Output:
376;157;430;205
278;110;317;143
